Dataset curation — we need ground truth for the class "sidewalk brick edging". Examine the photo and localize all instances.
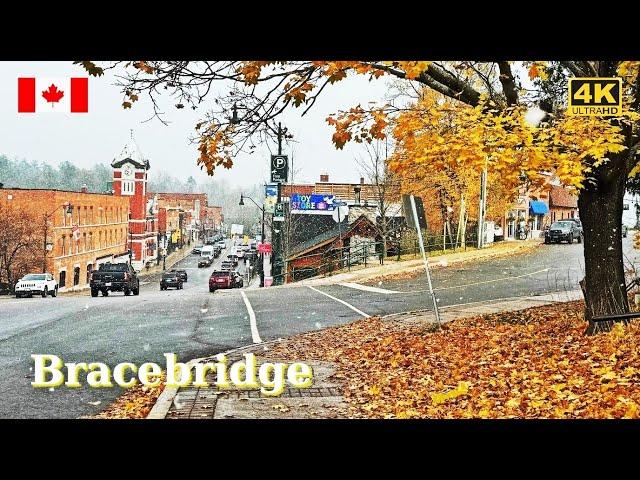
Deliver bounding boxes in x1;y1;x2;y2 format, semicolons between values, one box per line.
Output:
146;340;283;419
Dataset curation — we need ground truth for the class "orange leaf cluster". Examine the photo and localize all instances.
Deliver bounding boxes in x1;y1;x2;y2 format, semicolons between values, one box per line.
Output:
266;301;640;419
90;374;166;419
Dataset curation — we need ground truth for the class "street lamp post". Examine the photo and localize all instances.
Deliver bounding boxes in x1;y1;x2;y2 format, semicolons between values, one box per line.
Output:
231;104;290;286
43;203;73;273
240;194;265;287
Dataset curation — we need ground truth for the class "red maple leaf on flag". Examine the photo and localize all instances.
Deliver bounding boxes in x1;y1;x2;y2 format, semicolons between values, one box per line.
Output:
42;84;64;104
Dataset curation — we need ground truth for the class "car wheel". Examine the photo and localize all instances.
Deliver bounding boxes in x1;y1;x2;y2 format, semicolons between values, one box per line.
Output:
577;235;582;244
51;287;57;297
133;284;140;296
91;289;98;297
102;289;109;297
124;288;131;296
568;234;573;244
42;287;48;298
15;293;21;299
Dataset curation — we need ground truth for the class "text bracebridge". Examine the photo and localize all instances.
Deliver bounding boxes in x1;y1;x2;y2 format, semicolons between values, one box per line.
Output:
31;353;313;397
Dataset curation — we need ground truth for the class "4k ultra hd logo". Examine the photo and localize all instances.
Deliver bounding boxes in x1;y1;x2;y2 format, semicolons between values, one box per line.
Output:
568;77;622;116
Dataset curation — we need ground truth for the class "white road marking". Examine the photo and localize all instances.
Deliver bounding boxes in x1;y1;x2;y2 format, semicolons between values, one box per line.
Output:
307;286;370;318
339;282;400;294
240;290;262;343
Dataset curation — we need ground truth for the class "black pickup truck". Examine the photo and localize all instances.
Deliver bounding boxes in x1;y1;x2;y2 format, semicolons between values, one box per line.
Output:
90;262;140;297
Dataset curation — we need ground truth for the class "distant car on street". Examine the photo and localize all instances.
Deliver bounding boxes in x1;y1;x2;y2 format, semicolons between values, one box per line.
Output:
232;271;244;288
544;220;582;244
209;270;240;292
15;273;58;298
227;254;239;267
160;272;183;290
171;269;188;282
192;245;203;255
216;241;226;250
220;260;234;271
0;282;11;295
198;257;213;268
90;262;139;297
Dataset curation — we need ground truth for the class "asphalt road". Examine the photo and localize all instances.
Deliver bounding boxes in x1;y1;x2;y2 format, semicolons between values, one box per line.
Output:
0;235;638;418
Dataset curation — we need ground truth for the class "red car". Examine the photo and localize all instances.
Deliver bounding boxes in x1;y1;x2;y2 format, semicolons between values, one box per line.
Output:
209;271;236;292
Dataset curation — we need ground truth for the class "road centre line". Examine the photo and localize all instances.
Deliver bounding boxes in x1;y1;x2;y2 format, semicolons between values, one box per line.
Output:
307;285;370;318
240;290;262;344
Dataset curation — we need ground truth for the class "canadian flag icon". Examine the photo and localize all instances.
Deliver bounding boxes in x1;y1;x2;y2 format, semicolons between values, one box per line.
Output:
18;77;88;113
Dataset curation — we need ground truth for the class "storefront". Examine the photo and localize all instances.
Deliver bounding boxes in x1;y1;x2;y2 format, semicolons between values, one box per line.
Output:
529;200;549;239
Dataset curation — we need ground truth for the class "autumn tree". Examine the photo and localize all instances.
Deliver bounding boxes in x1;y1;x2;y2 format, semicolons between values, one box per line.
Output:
82;60;640;334
0;204;43;289
355;139;400;260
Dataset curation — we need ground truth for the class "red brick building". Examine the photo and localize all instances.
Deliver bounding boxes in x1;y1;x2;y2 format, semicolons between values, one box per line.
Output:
111;136;158;270
549;185;579;223
0;188;130;292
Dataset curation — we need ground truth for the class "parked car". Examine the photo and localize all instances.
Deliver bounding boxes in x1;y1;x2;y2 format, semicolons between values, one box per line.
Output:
160;272;183;290
90;262;139;297
171;269;188;282
15;273;58;298
565;218;584;239
622;224;629;238
544;220;583;244
216;241;226;250
198;257;213;268
209;270;238;292
213;247;221;259
192;245;203;255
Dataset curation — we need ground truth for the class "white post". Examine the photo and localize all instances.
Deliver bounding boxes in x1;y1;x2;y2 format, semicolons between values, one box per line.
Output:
410;195;441;326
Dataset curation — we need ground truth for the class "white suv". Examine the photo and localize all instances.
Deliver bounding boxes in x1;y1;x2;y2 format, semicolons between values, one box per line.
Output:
15;273;58;298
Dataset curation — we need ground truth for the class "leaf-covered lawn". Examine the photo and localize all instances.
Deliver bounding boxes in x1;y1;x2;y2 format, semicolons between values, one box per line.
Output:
266;301;640;419
88;374;165;419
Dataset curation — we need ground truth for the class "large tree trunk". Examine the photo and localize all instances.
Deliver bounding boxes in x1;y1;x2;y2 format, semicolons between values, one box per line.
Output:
578;153;629;335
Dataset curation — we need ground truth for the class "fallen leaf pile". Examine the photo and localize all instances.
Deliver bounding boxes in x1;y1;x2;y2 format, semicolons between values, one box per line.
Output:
88;374;166;419
266;300;640;419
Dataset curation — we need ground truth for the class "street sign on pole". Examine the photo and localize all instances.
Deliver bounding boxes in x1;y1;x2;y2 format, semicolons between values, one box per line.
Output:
402;194;427;229
271;155;288;183
274;202;285;222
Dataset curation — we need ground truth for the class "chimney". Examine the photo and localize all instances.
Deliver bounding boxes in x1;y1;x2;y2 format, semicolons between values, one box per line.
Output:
320;174;329;182
360;177;365;185
80;184;89;194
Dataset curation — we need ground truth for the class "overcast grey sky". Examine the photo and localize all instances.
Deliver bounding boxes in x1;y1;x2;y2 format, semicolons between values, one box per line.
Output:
0;61;390;187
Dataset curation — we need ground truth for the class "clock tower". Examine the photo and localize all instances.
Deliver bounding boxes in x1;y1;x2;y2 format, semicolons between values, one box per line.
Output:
112;131;157;270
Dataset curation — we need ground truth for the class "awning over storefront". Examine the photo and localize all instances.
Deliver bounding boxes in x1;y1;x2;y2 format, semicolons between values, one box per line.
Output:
529;200;549;215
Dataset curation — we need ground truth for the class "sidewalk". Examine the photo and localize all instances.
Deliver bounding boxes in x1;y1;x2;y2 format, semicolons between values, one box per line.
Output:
148;287;582;419
294;239;542;288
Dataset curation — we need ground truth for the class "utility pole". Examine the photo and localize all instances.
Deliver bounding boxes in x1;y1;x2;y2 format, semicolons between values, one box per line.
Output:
272;122;284;285
477;164;487;249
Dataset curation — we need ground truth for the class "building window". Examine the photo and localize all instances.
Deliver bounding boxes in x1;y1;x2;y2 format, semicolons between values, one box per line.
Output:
90;206;94;224
83;233;87;252
86;264;93;284
59;271;66;288
73;267;80;286
61;236;66;256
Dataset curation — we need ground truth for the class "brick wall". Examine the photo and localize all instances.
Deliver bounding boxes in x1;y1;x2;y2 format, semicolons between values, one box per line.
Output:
1;188;130;291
